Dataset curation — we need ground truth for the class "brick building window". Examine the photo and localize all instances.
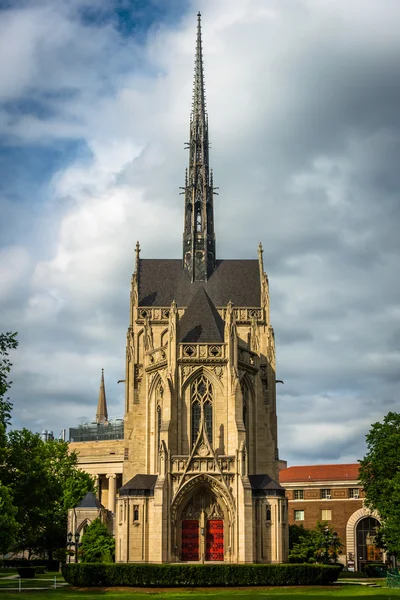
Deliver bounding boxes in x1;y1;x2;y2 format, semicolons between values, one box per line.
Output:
294;510;304;521
349;488;360;498
294;489;304;500
321;509;332;520
320;488;331;499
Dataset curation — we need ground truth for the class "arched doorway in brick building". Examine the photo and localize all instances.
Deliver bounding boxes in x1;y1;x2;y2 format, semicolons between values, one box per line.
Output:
356;517;382;572
346;508;383;571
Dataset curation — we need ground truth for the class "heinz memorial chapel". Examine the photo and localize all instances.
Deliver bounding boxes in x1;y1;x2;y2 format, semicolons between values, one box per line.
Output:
69;13;288;564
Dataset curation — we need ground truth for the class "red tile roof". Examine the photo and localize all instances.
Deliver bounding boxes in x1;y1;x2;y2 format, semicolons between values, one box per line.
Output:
279;463;360;483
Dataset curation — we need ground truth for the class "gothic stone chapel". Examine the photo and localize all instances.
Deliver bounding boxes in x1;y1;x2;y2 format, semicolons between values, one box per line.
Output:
116;13;288;564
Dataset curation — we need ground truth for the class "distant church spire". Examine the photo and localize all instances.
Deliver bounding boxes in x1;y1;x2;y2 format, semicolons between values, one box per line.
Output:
182;12;216;281
96;368;108;424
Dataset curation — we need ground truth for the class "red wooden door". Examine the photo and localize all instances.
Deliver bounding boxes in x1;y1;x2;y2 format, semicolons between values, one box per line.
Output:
181;519;199;561
206;519;224;561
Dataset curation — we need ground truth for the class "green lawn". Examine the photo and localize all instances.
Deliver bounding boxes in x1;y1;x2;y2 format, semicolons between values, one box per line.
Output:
0;571;65;590
0;585;400;600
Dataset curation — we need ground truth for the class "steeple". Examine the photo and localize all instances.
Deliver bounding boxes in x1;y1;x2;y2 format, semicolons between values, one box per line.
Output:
182;12;216;282
96;368;108;424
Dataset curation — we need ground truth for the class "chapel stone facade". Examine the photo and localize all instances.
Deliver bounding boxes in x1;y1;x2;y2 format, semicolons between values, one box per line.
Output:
114;13;288;564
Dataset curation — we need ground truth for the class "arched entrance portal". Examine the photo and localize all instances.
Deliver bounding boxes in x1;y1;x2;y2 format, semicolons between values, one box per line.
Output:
179;486;225;562
356;517;382;571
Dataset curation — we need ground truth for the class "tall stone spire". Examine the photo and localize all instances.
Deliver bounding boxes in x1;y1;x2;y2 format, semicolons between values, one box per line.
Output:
182;12;216;282
96;368;108;424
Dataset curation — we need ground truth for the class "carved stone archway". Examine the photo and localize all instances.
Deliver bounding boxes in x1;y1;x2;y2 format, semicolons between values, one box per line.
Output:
171;474;234;562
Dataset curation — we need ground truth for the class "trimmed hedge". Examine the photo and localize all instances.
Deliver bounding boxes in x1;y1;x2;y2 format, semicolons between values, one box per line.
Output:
17;567;36;578
0;559;59;571
62;563;342;587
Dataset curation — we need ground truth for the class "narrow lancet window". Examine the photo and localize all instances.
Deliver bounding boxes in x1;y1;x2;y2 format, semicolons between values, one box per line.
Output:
204;401;213;444
192;402;201;445
157;404;162;448
191;375;213;447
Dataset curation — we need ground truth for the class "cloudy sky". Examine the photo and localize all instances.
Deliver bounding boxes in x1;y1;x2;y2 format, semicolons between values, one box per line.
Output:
1;0;399;466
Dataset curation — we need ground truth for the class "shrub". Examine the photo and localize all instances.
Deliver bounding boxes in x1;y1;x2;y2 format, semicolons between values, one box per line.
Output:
34;566;46;574
17;567;36;578
364;563;387;577
62;563;342;587
80;518;115;563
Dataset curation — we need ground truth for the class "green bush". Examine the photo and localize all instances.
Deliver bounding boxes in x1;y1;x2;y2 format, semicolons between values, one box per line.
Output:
62;563;342;587
17;567;36;578
364;563;387;577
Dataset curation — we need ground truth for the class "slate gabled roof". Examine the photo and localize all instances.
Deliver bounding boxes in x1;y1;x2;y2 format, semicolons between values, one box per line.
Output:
138;259;260;307
178;287;225;343
119;474;158;497
77;492;103;509
249;474;286;498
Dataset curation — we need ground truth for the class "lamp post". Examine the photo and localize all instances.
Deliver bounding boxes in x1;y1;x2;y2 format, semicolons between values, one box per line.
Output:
74;531;81;563
67;531;81;563
67;531;73;564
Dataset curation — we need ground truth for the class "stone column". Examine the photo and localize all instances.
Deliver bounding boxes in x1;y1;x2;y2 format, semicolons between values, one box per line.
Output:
107;474;117;513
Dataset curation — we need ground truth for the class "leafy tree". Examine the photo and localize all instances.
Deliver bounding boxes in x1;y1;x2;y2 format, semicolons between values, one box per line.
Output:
0;332;18;453
80;518;115;563
0;332;94;557
4;429;94;558
289;522;343;564
0;332;19;554
289;524;322;563
0;483;19;554
359;412;400;556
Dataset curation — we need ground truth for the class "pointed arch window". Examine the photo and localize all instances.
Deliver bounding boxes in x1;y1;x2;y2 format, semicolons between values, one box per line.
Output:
191;375;213;446
196;208;202;232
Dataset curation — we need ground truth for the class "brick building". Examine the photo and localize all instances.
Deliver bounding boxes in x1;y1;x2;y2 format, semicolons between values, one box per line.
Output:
279;464;384;570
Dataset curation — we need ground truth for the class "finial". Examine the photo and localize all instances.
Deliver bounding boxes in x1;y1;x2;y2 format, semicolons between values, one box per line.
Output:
135;240;141;273
258;242;265;277
101;368;104;378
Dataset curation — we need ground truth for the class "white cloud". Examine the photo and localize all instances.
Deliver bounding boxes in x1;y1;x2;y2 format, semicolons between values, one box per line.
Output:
1;0;400;464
